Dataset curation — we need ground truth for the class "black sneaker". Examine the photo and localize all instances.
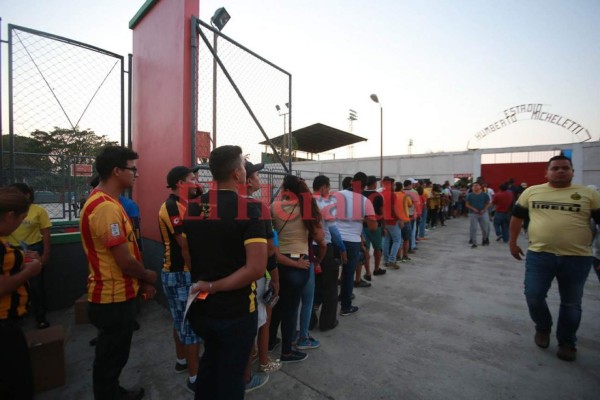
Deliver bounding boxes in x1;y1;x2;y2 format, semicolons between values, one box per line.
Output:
402;256;412;262
118;386;145;400
354;279;371;288
175;361;188;374
268;337;281;351
373;268;387;276
482;238;490;246
281;350;308;363
363;274;372;281
340;306;359;316
471;243;477;248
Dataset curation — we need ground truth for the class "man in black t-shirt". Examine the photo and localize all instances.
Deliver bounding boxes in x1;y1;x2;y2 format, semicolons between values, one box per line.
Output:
184;145;267;399
362;175;384;279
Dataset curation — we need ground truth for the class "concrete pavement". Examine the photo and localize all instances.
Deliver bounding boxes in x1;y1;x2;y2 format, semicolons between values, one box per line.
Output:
34;216;600;399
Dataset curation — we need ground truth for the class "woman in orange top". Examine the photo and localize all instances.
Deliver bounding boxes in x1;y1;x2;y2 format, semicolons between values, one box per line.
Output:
0;187;43;399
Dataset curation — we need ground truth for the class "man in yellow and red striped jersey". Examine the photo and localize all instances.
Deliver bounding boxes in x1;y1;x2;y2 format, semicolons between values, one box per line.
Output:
80;146;157;400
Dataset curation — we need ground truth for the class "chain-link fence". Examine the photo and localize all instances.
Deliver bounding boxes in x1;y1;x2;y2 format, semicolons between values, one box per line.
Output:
4;24;124;183
4;151;95;220
192;18;291;171
194;165;346;207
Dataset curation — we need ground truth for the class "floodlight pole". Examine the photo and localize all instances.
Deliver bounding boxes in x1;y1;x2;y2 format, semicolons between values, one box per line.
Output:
370;94;383;180
276;104;290;164
211;8;230;151
212;32;217;150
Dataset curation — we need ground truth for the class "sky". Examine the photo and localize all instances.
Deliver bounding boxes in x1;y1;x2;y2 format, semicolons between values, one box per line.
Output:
1;0;599;159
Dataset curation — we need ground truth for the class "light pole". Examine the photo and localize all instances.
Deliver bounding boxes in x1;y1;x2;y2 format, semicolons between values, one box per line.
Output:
276;103;290;162
210;7;231;150
370;94;383;180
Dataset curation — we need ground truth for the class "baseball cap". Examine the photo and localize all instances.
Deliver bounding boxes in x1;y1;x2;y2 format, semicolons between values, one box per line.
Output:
366;175;381;186
245;161;264;175
167;166;194;189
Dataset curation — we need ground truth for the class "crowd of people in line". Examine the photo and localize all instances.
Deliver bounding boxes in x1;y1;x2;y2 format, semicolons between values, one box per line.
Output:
2;146;600;400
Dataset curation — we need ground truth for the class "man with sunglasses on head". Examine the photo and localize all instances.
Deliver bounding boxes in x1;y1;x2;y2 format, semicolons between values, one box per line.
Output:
81;146;157;400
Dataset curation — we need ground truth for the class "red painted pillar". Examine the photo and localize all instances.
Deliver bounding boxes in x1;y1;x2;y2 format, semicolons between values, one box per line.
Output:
130;0;199;242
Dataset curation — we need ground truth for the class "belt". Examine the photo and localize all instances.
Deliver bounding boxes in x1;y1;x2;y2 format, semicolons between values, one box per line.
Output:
281;253;307;260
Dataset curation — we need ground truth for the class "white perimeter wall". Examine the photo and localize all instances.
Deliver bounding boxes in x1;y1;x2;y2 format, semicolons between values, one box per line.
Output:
272;142;600;187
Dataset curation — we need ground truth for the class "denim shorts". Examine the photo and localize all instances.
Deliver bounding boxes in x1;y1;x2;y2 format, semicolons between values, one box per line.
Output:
161;270;202;345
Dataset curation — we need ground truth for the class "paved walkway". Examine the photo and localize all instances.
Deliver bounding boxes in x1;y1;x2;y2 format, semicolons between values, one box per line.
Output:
35;216;600;399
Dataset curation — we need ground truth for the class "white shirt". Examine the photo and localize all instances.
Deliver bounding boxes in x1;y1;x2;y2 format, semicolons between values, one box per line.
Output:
315;194;338;244
333;190;375;243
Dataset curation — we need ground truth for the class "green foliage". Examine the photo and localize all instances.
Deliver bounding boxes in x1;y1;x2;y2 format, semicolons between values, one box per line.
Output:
4;127;118;190
29;126;118;163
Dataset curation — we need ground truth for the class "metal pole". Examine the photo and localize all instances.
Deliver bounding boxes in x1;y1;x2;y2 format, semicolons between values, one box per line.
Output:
288;76;292;172
191;18;198;166
0;17;4;185
8;25;14;183
380;105;383;180
127;53;132;148
212;31;218;151
120;56;125;147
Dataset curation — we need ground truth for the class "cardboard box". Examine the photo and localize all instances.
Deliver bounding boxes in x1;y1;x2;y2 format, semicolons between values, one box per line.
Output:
74;294;89;324
26;325;67;393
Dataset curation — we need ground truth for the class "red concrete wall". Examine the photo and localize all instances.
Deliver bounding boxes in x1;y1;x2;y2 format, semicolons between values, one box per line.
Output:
131;0;199;241
481;162;547;191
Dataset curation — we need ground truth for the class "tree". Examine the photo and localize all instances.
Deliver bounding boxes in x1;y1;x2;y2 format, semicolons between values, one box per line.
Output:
30;126;118;163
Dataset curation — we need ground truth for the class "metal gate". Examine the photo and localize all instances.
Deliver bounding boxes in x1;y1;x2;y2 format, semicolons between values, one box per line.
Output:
1;23;127;220
191;16;292;173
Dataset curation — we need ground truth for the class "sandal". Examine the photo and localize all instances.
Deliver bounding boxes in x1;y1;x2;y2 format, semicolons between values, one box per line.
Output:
259;357;282;373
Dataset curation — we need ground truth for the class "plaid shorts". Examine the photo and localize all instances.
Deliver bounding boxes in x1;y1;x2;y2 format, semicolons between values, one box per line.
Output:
161;270;202;345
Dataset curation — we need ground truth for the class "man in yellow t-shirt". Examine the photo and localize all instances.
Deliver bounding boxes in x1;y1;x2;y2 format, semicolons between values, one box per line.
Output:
7;183;52;329
80;146;157;400
509;155;600;362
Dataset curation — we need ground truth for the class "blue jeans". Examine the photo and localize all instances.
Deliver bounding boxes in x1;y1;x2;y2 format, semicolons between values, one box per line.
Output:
340;241;361;310
189;312;257;399
296;263;315;340
493;212;510;242
419;209;428;238
524;251;592;346
410;219;417;249
278;265;309;354
384;223;402;263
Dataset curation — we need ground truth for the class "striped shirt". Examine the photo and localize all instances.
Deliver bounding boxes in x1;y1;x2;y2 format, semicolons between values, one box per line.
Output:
158;194;188;272
80;189;140;304
0;240;28;319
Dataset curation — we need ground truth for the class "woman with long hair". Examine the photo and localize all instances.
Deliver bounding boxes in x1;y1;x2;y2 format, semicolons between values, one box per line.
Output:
271;175;325;363
0;187;43;399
